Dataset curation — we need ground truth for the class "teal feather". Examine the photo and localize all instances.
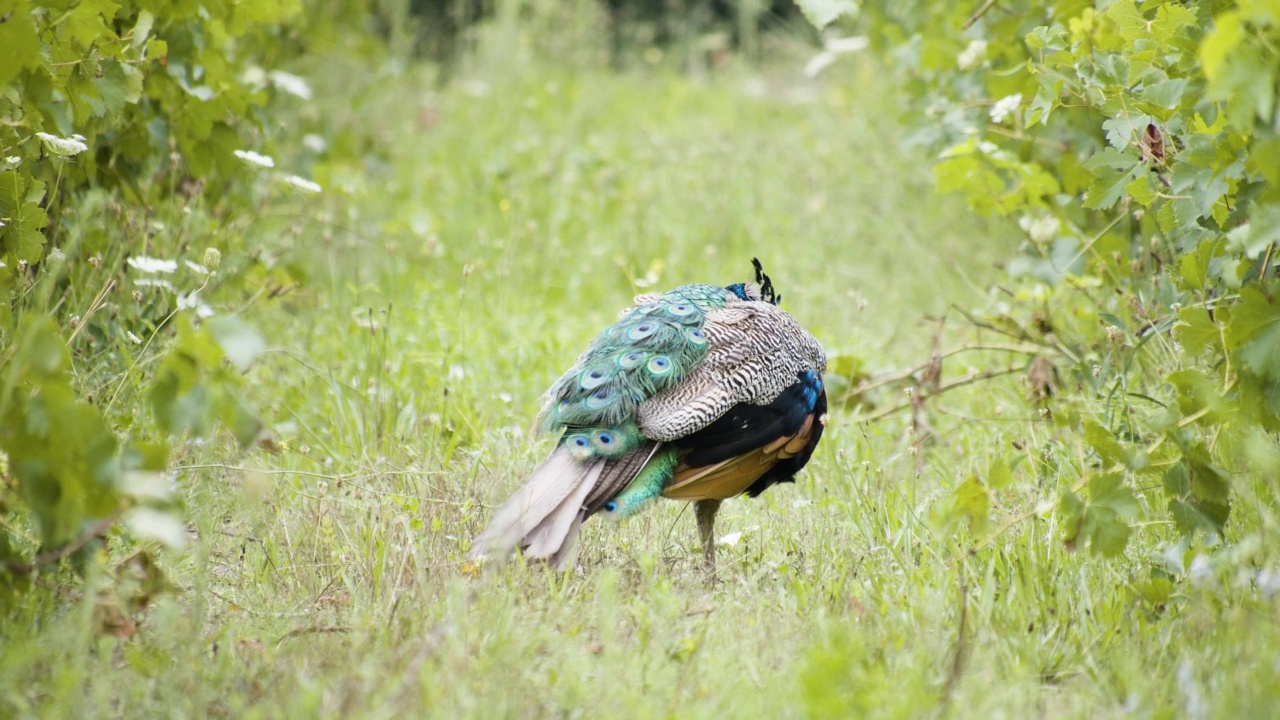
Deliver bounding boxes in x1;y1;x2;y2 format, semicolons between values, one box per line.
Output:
539;284;733;438
599;445;679;519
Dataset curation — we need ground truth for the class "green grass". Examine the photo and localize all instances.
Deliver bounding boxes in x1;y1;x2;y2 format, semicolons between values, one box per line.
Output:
4;41;1280;719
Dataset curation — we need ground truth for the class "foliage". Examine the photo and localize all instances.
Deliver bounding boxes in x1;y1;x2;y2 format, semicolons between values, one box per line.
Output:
0;0;305;590
820;0;1280;558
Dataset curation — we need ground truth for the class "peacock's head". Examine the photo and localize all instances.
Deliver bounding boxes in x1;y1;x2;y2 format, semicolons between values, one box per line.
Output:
725;257;782;306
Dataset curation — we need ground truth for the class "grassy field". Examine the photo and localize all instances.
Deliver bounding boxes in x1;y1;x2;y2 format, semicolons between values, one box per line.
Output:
4;32;1279;720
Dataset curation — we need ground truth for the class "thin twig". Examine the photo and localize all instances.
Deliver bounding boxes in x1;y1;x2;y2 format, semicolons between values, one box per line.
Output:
277;625;352;644
963;0;999;29
0;513;121;576
67;279;118;346
859;366;1025;423
940;581;970;707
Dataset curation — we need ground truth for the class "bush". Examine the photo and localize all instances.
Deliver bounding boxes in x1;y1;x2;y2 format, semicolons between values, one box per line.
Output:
805;0;1280;556
0;0;308;593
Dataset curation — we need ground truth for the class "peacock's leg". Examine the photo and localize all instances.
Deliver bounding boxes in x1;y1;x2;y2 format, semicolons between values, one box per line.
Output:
694;499;722;583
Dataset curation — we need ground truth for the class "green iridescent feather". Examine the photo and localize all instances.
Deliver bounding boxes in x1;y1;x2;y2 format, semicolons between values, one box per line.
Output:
599;446;679;519
540;284;732;442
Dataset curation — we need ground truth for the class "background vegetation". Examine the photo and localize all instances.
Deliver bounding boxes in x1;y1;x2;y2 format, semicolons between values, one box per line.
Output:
2;0;1278;716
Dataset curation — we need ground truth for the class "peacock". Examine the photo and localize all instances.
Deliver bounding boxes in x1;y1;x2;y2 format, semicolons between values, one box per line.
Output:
468;259;827;577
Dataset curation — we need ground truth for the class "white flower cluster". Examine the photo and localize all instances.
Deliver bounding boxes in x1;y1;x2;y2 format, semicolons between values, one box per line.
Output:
233;149;275;169
280;174;322;193
35;132;89;157
989;94;1022;123
127;256;178;274
957;40;987;70
235;150;322;194
1018;214;1061;243
268;70;313;100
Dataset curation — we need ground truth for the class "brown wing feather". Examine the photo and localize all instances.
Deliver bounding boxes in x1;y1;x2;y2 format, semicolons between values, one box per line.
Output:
661;411;821;501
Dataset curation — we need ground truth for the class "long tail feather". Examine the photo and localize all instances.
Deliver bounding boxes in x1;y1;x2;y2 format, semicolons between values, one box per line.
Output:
469;446;596;562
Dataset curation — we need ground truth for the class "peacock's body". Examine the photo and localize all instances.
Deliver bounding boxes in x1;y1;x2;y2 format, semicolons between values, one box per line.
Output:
469;259;827;576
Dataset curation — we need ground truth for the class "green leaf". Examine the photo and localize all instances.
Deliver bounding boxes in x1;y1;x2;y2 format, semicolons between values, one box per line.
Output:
1163;461;1230;536
0;2;40;86
1199;10;1243;84
986;456;1013;489
948;476;991;535
65;0;121;47
1083;164;1141;210
1224;287;1280;382
207;316;267;371
794;0;858;29
1083;419;1130;468
130;10;155;49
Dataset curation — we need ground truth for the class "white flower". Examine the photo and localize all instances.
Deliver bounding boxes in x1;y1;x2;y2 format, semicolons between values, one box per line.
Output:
233;149;275;169
280;174;322;193
957;39;988;70
1259;567;1280;597
302;134;327;153
177;291;214;318
448;364;466;381
128;256;178;274
804;52;838;78
35;132;89;157
126;331;143;345
825;35;869;53
1188;553;1213;585
240;66;267;87
268;70;313;100
1018;214;1061;243
4;156;19;168
185;260;210;274
989;93;1022;123
717;531;743;547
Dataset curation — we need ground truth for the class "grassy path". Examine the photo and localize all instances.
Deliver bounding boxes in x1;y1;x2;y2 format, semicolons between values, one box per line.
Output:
4;54;1277;718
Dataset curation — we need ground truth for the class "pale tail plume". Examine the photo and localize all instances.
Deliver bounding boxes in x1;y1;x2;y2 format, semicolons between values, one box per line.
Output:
469;446;602;567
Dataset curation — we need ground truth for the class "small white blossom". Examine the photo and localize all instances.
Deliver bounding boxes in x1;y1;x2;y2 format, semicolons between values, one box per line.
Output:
448;364;466;382
126;331;143;345
302;134;327;153
233;149;275;169
35;132;89;157
280;174;322;193
133;278;175;291
1018;214;1061;243
718;531;743;547
177;291;215;318
989;93;1022;123
4;156;19;168
804;52;838;78
268;70;313;100
240;66;267;87
1188;554;1213;585
1259;567;1280;597
128;256;178;274
957;39;988;70
825;35;869;53
185;260;210;274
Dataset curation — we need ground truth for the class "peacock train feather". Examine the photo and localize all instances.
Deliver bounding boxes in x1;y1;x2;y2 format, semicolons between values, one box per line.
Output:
469;259;827;574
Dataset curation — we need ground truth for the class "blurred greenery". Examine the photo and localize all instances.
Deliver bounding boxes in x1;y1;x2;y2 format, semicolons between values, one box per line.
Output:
1;0;1278;717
